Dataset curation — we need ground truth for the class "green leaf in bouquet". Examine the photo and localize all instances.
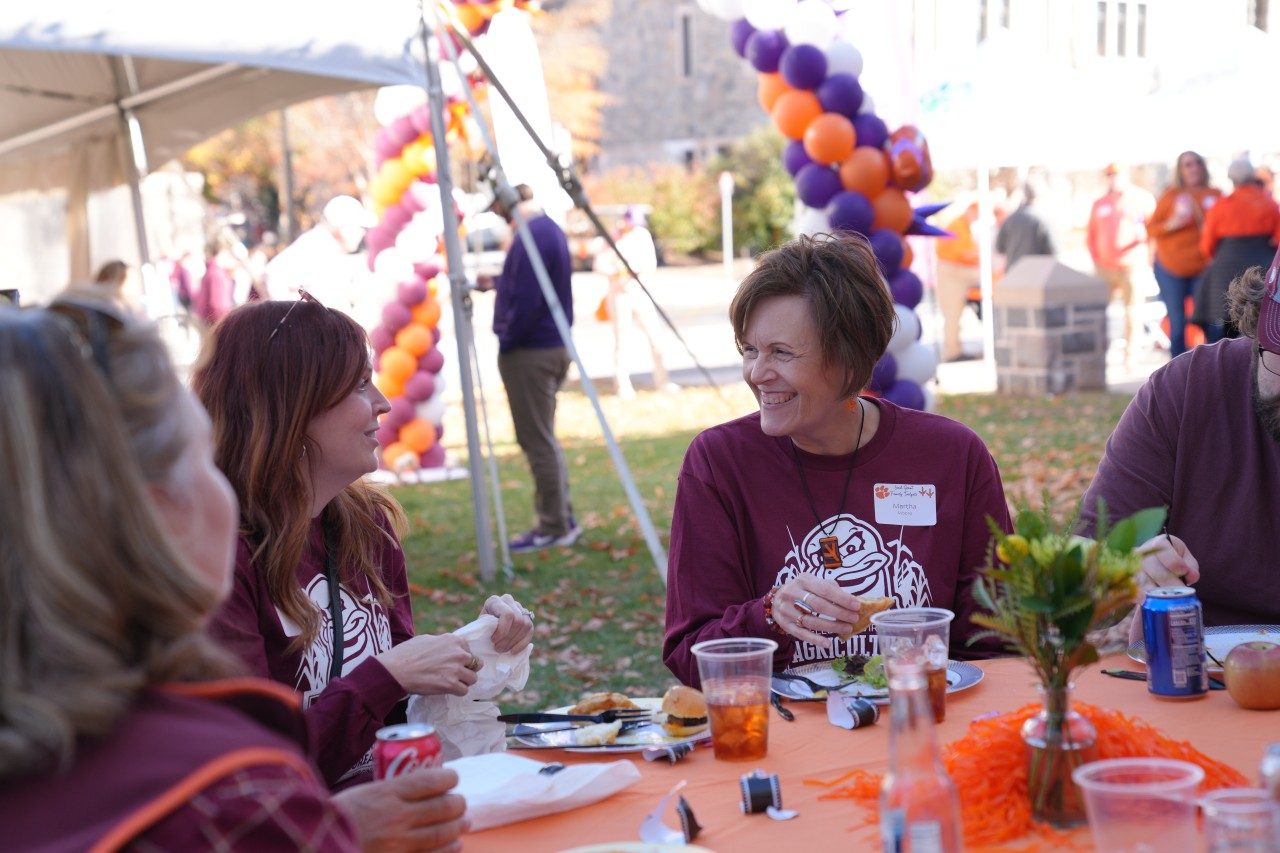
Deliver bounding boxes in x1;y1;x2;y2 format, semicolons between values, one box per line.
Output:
1021;595;1056;613
1105;517;1138;555
1014;508;1048;540
1125;507;1167;551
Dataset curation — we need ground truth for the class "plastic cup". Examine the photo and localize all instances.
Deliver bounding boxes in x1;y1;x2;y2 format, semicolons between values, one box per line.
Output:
870;607;954;722
1072;758;1204;852
1200;788;1280;852
690;638;777;761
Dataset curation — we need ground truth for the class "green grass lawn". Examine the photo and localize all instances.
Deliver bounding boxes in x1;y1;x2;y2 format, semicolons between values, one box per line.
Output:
395;385;1134;711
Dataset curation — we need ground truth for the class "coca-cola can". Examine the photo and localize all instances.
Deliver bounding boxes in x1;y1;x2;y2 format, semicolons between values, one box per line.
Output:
373;723;443;779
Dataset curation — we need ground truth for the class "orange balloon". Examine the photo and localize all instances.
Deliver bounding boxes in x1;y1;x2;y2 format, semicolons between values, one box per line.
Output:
399;419;437;454
455;6;486;35
771;90;823;141
382;441;415;469
901;239;915;270
395;323;433;357
803;113;856;166
872;188;914;233
839;148;891;197
757;73;790;112
379;346;417;385
375;373;405;400
411;297;442;329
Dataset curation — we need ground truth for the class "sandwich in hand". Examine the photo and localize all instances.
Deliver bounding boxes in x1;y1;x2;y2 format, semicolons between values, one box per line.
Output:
660;685;709;737
838;596;895;639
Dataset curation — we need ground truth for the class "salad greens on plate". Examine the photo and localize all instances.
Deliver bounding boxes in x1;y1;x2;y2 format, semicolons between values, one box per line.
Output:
831;653;888;690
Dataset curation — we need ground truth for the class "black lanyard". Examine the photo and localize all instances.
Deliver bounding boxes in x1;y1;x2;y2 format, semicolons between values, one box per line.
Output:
323;523;344;681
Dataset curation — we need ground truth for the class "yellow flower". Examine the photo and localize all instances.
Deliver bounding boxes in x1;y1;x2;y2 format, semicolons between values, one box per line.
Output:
996;534;1030;564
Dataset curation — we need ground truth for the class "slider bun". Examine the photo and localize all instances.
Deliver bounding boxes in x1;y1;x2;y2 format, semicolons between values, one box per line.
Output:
661;685;708;737
839;596;895;639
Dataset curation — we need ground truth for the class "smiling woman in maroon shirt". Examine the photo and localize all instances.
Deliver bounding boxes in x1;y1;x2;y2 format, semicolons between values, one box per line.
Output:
663;235;1012;686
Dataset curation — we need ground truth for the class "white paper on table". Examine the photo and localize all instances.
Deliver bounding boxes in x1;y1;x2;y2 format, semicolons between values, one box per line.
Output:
445;752;642;832
406;615;532;760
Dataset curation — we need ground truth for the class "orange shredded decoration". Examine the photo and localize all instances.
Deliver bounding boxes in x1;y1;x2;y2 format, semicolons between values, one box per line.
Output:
805;702;1249;850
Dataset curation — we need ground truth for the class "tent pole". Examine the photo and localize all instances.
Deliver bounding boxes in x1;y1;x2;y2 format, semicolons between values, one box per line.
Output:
416;16;498;582
111;57;159;310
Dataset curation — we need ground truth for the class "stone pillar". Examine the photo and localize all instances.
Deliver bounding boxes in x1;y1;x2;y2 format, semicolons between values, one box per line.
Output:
993;257;1108;394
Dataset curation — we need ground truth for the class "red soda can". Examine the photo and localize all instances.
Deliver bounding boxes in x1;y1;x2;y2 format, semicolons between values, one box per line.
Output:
373;723;443;779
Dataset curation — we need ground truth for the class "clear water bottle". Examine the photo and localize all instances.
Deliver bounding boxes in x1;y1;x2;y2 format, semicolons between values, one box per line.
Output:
880;654;963;852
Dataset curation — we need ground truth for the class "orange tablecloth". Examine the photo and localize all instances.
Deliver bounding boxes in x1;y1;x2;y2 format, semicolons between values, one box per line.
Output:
466;655;1270;852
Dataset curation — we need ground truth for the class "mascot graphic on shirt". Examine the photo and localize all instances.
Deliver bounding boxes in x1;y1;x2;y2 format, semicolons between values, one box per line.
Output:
775;512;932;664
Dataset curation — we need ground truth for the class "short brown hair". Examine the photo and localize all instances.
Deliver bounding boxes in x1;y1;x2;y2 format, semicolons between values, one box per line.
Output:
1228;265;1269;338
729;232;895;397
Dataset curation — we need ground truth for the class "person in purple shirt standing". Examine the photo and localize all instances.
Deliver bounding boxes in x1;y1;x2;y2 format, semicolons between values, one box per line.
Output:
1081;247;1280;642
194;297;534;790
478;183;580;554
663;234;1012;686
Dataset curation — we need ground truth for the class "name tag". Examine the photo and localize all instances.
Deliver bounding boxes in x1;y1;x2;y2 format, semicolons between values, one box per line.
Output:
873;483;937;526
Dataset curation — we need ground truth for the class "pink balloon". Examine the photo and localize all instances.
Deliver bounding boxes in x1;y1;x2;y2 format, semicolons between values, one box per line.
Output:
384;397;414;431
419;346;445;374
398;280;427;306
420;444;446;469
375;422;398;447
370;324;394;355
367;248;381;271
374;129;398;164
365;226;393;254
390;115;418;147
403;371;437;403
410;104;434;136
413;260;441;280
382;204;412;232
381;302;413;333
431;326;442;346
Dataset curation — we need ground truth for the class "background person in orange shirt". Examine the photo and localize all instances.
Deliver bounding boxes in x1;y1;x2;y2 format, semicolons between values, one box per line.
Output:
1087;164;1154;361
1194;157;1280;341
934;202;980;362
1148;151;1220;357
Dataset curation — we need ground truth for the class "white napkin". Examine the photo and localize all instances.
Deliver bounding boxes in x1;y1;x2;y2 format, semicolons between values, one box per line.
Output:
406;615;532;760
445;752;642;831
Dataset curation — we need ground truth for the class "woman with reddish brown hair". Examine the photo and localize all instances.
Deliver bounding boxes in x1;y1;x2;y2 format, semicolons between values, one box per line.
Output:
194;297;533;789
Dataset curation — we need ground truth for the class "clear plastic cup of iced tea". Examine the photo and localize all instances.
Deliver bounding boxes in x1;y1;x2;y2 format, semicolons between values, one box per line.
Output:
871;607;954;723
690;637;778;760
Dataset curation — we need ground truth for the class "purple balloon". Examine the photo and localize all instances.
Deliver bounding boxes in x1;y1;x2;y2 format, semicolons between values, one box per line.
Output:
869;228;905;275
852;113;889;150
884;378;925;411
403;371;437;403
746;30;788;73
375;422;398;447
398;280;427;306
890;268;924;309
419;346;445;374
795;163;843;209
870;352;898;393
384;397;415;431
414;261;442;280
431;326;442;346
410;104;433;136
826;191;874;235
783;140;813;177
365;225;393;254
389;115;418;147
381;302;412;333
382;204;411;232
780;44;827;91
730;18;756;57
434;423;444;442
370;324;394;355
420;443;447;469
374;129;398;164
817;73;865;119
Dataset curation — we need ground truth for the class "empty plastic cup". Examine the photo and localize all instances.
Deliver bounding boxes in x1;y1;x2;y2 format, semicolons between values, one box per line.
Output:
1200;788;1280;852
690;638;777;761
1072;758;1204;852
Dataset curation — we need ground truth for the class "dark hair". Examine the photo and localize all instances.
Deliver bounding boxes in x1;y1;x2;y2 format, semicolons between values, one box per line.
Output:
93;260;128;288
1228;265;1269;338
193;300;404;649
1173;151;1209;190
729;232;895;397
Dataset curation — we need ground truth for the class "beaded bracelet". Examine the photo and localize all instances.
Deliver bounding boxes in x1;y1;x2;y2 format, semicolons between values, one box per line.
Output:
761;587;787;637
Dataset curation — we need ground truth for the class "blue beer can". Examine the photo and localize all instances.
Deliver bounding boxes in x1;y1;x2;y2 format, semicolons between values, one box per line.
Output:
1141;587;1208;699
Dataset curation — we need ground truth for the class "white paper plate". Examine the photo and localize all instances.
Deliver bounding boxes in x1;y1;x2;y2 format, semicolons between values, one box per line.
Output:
1128;624;1280;673
771;660;983;703
508;697;710;754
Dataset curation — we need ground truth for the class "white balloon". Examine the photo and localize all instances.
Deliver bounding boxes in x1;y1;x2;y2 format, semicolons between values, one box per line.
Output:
859;93;876;115
793;205;829;237
373;85;427;127
743;0;794;31
373;247;414;283
888;304;921;355
784;0;837;48
431;373;447;397
895;341;939;385
921;384;936;413
421;392;447;426
824;41;864;77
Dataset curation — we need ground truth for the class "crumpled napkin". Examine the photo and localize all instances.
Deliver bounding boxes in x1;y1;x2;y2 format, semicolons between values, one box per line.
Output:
445;752;641;832
406;614;532;760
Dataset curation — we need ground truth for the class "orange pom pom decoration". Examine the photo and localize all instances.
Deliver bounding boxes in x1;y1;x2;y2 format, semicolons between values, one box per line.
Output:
901;239;915;271
378;346;417;385
398;419;437;454
803;113;856;166
872;188;914;233
771;90;823;141
395;323;433;358
411;297;442;329
839;148;890;198
757;73;790;112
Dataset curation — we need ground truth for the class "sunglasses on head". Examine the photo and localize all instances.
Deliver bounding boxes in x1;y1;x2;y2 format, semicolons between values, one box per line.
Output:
268;289;324;344
46;297;128;378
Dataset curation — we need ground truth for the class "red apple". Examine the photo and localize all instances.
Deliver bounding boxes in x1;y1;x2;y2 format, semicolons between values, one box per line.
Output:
1223;641;1280;710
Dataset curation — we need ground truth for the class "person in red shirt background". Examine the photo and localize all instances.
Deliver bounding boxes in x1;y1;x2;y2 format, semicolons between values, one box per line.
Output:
1194;156;1280;341
1087;163;1154;362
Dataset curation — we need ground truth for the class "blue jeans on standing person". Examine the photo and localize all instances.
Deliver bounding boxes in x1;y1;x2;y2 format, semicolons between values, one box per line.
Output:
1153;261;1198;357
